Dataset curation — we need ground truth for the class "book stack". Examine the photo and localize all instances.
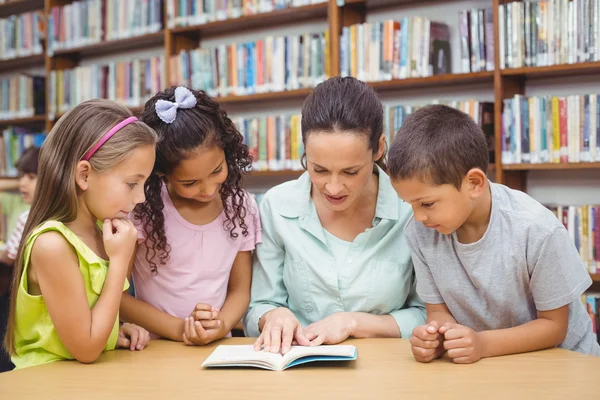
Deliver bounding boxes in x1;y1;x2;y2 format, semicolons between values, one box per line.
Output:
166;0;327;28
48;0;163;54
0;127;45;177
172;31;328;98
501;94;600;165
0;75;46;120
49;56;165;117
581;293;600;344
0;11;44;60
458;7;494;73
234;114;303;172
339;19;451;81
385;100;495;162
498;0;600;69
547;205;600;274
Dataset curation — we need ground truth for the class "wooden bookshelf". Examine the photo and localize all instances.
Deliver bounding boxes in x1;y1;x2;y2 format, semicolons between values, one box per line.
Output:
369;72;494;92
0;0;43;18
0;54;44;73
591;274;600;283
171;3;328;39
52;106;144;121
502;163;600;171
216;88;314;105
249;170;304;177
0;115;46;127
51;32;165;59
501;61;600;79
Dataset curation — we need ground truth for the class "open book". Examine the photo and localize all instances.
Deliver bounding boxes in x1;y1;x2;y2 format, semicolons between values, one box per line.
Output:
201;344;358;371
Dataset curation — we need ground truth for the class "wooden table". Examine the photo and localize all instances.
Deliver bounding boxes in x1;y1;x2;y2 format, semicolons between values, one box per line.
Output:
1;338;599;399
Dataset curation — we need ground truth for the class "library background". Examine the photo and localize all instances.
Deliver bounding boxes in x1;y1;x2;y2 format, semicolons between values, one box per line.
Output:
0;0;599;347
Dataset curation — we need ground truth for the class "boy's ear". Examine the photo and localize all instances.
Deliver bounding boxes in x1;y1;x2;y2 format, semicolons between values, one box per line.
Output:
75;161;91;191
465;168;487;198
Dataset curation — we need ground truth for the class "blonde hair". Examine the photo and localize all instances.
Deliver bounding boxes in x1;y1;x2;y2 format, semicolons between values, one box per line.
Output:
4;99;157;354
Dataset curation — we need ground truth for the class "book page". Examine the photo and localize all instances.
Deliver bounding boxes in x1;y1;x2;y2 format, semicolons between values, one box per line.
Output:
202;345;284;370
281;345;357;368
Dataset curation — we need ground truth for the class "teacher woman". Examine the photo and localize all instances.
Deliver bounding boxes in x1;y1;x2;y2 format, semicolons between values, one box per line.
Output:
243;77;425;353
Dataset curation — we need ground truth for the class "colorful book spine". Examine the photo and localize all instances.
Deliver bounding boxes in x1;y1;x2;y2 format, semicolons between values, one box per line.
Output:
502;93;600;164
48;56;165;118
548;205;600;274
499;0;600;68
172;32;328;98
0;127;45;177
0;11;44;60
0;75;46;120
340;18;451;81
234;113;303;172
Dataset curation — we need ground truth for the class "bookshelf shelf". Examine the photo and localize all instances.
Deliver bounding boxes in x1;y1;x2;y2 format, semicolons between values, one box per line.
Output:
0;175;17;180
369;72;494;92
502;163;600;171
0;115;46;127
0;0;43;18
216;88;313;105
249;170;304;177
51;32;165;59
344;0;445;10
52;106;145;121
591;274;600;282
501;61;600;79
0;54;44;73
171;3;329;39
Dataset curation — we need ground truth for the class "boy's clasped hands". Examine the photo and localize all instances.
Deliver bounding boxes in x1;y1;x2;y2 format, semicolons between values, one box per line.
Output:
411;321;486;364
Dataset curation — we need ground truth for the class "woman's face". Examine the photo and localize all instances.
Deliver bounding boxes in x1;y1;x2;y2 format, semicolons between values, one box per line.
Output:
305;131;383;213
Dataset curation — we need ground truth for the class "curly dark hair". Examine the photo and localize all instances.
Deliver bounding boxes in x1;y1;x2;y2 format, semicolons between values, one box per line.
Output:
135;86;253;275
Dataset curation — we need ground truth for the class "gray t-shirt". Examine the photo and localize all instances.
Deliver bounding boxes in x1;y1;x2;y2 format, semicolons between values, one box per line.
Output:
405;182;600;356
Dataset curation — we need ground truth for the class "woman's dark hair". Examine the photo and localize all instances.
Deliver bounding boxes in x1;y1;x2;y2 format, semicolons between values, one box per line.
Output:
136;86;252;275
16;146;40;175
300;76;386;171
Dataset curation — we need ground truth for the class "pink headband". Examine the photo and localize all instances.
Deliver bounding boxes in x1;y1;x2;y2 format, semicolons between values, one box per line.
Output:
83;116;139;161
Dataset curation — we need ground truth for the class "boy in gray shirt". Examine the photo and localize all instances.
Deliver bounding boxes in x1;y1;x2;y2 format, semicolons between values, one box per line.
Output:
387;104;600;364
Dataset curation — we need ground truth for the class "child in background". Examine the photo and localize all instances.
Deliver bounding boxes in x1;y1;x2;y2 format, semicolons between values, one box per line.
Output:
388;104;600;364
0;146;40;265
0;147;39;372
4;99;156;369
120;86;261;345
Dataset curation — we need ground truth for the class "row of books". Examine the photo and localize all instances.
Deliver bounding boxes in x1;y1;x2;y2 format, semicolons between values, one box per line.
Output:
581;293;600;344
0;127;45;177
47;0;163;54
0;11;44;60
548;205;600;274
48;56;165;118
498;0;600;69
384;100;495;163
234;114;304;171
0;75;45;120
172;32;328;98
501;94;600;165
339;19;451;82
166;0;326;28
458;7;494;73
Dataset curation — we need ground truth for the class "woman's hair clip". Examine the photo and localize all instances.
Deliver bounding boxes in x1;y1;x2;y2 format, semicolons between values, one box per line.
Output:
155;86;197;124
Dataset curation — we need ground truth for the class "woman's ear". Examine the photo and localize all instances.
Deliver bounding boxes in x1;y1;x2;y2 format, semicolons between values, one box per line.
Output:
375;134;387;162
75;161;91;191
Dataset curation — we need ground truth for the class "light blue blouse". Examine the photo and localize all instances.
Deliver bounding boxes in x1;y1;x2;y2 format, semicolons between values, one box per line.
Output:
243;167;426;338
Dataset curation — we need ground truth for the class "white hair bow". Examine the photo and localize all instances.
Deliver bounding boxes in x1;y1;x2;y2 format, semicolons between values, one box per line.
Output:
155;86;197;124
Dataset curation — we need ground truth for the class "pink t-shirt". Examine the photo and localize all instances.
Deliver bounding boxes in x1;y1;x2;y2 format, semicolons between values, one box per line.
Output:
132;184;261;327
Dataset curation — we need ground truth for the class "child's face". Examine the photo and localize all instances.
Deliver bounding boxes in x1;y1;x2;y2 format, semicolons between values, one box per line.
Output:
81;145;156;220
166;145;228;204
18;173;37;204
391;177;475;235
305;132;384;213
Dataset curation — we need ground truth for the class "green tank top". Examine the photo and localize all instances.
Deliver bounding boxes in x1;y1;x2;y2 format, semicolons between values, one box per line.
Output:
12;221;129;369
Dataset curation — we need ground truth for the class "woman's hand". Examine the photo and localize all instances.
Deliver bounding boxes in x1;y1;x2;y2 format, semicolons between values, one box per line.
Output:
255;307;311;354
303;312;357;346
